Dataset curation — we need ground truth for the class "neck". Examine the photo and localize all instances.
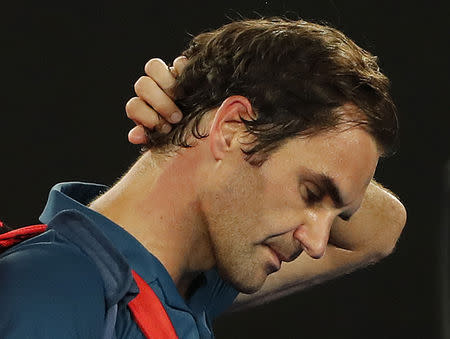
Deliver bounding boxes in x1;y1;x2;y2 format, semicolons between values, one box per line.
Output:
89;150;215;298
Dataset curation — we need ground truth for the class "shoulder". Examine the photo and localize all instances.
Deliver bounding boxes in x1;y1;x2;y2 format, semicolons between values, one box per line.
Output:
0;237;106;338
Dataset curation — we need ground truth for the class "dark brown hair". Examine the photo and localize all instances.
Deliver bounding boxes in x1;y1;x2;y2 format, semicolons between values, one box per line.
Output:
143;18;398;165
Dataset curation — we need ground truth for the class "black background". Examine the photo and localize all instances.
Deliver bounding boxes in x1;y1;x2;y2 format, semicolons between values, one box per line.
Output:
1;1;449;338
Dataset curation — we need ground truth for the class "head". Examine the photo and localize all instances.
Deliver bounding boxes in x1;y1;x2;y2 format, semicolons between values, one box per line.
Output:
143;17;398;163
142;18;398;293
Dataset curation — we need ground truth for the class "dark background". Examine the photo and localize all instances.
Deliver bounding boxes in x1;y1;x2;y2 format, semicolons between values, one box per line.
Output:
1;1;448;338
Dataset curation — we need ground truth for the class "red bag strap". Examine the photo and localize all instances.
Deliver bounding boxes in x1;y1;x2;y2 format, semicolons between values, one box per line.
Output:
0;224;48;249
129;270;179;339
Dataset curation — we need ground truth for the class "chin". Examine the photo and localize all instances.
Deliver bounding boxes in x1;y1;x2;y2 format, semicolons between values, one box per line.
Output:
225;277;264;294
217;264;267;294
235;282;264;295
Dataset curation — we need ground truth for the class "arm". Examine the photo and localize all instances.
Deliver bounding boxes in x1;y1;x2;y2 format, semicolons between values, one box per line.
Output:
328;180;406;253
231;180;406;309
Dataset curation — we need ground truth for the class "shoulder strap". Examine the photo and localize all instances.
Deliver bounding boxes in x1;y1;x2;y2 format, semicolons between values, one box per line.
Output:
129;270;179;339
0;220;13;234
0;223;48;251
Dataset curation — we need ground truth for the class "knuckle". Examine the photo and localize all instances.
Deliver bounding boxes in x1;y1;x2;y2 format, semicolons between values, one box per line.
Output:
125;97;140;117
125;107;135;119
142;111;160;128
134;76;155;96
145;58;166;75
126;96;140;108
174;56;188;73
133;76;146;93
153;100;172;115
148;114;160;127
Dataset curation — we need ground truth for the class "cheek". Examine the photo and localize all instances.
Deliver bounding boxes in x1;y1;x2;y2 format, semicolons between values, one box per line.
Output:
257;177;304;230
204;163;300;247
203;185;254;246
260;160;301;204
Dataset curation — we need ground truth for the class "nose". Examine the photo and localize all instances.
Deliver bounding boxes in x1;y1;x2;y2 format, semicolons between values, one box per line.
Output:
293;209;334;259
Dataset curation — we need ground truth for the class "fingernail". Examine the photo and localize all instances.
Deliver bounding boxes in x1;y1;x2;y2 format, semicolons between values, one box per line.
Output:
170;112;182;123
161;124;172;134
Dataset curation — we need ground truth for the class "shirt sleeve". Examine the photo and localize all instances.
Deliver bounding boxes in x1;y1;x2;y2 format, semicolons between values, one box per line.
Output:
0;241;106;339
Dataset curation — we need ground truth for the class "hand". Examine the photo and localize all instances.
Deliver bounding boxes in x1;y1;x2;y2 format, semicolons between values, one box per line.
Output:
126;56;188;144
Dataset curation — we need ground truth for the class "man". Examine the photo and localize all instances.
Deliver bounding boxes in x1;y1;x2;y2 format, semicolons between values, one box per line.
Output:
0;18;406;338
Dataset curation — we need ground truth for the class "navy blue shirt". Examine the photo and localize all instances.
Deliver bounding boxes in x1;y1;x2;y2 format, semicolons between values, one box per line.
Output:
0;182;238;338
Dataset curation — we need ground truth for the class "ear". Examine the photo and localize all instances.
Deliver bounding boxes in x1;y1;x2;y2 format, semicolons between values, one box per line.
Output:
209;96;256;161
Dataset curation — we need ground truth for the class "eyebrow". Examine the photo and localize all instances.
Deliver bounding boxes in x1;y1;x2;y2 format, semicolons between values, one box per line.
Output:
299;170;354;221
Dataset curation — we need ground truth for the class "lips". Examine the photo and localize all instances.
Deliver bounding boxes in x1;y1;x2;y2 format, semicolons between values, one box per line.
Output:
264;244;303;264
267;246;288;262
264;245;282;272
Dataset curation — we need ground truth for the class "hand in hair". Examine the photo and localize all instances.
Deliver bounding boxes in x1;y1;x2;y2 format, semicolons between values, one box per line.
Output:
126;56;188;144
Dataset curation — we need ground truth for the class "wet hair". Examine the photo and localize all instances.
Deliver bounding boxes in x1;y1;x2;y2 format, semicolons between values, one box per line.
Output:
143;18;398;166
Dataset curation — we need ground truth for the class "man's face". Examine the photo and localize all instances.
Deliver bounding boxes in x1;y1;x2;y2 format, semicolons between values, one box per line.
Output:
201;125;379;294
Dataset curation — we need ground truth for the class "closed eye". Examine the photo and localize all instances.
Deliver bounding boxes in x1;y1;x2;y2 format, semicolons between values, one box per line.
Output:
306;188;321;203
304;189;352;221
338;213;351;221
299;176;355;222
300;183;322;205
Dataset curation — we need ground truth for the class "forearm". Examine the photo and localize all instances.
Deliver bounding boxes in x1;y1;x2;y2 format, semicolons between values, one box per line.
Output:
328;180;407;255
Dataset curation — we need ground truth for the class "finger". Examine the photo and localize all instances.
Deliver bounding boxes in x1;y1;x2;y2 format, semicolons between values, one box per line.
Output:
134;77;182;123
126;96;163;127
128;125;148;144
173;56;188;76
144;58;176;97
169;66;177;78
126;97;173;135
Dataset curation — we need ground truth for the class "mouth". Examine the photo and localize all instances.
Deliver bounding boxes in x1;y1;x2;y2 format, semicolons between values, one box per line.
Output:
264;245;282;273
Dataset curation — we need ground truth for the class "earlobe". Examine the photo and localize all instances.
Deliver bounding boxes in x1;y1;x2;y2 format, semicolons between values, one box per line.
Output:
209;96;255;161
